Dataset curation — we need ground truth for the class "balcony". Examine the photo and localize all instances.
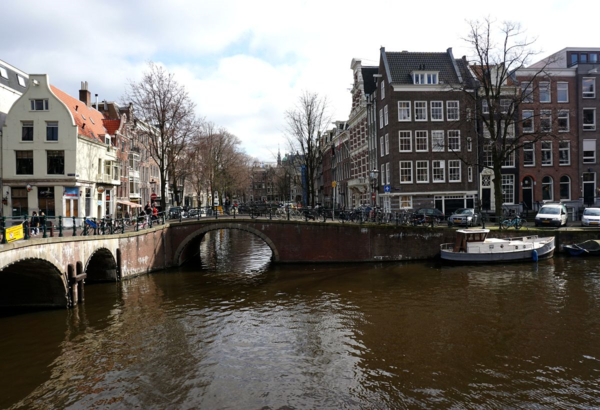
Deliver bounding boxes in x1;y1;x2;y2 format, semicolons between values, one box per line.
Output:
348;177;368;193
97;174;121;186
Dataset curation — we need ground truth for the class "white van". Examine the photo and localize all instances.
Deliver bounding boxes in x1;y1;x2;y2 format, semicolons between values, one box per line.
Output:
534;203;568;227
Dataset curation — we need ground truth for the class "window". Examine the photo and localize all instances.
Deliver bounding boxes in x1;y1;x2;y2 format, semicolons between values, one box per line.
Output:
413;72;438;84
583;108;596;131
541;141;552;166
467;137;472;152
483;144;493;168
447;101;459;121
400;196;412;209
431;101;443;121
522;110;534;133
432;131;444;151
400;161;413;183
379;109;383;129
560;176;571;200
47;150;64;175
415;101;427;121
381;80;385;100
46;121;58;141
16;151;33;174
416;161;429;183
448;160;461;182
22;121;33;141
432;160;445;182
381;164;385;185
581;54;588;64
592;54;598;63
523;142;535;167
540;110;552;132
399;131;412;152
542;176;553;201
385;134;389;155
384;105;389;126
521;83;533;103
447;130;460;152
583;78;595;98
17;75;26;87
380;136;384;157
503;151;515;168
558;110;569;132
539;81;550;102
557;82;569;102
31;99;48;111
559;141;570;166
386;163;390;185
571;54;578;66
500;99;511;114
415;131;428;152
468;166;473;182
0;66;7;79
502;175;515;204
583;139;596;164
398;101;411;121
482;100;489;114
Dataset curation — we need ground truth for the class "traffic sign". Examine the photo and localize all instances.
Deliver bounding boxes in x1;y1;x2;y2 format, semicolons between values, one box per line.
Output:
371;193;376;200
384;185;391;192
151;193;157;200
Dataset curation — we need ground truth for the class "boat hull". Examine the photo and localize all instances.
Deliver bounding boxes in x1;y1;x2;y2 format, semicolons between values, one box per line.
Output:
440;237;555;263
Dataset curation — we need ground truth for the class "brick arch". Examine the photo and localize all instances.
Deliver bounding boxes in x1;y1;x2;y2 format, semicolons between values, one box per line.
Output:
85;247;118;282
0;258;68;308
173;223;279;266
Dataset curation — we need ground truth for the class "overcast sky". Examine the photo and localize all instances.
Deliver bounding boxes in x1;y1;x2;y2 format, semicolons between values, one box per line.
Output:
1;0;595;161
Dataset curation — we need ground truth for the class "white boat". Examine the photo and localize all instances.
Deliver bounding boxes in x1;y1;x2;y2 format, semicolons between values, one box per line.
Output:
440;229;555;263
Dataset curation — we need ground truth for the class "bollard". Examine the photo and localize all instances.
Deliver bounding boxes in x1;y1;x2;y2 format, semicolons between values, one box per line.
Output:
73;216;77;236
58;216;63;237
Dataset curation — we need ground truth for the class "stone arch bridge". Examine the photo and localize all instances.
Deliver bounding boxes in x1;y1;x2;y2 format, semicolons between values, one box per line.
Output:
0;218;451;309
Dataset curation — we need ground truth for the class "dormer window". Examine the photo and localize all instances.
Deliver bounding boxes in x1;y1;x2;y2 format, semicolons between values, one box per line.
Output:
412;71;439;85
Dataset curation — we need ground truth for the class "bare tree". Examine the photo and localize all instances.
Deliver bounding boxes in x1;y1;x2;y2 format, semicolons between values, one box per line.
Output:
462;18;558;217
285;91;331;207
125;62;201;211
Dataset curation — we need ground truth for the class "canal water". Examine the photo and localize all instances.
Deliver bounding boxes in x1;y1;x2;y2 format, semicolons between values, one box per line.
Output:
2;230;600;409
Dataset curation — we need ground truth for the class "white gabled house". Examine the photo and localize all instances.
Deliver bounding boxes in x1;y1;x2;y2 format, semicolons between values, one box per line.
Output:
1;75;120;225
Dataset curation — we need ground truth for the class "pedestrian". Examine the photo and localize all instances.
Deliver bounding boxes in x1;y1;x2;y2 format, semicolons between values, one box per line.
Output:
40;211;46;234
152;205;158;221
30;211;40;235
144;201;152;215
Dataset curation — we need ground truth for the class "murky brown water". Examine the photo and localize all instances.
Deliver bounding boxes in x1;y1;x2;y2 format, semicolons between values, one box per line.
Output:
2;230;600;409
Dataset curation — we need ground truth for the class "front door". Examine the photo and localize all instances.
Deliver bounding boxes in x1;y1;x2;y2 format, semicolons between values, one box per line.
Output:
583;173;596;206
522;177;533;211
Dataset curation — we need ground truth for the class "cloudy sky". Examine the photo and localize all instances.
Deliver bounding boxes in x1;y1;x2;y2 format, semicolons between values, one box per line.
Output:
0;0;594;161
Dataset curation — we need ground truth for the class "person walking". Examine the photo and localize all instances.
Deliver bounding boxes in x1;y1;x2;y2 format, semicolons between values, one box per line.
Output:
30;211;40;236
40;211;47;235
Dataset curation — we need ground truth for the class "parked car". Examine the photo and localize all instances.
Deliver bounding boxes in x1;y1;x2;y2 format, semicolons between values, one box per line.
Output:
168;206;187;219
534;203;568;227
414;208;445;220
448;208;481;227
581;207;600;227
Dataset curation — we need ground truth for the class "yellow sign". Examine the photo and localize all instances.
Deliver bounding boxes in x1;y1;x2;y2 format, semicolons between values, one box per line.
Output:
6;224;24;243
332;181;337;188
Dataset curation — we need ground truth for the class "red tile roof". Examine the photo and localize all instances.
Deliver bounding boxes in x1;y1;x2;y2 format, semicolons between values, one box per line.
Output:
50;85;107;144
103;119;121;135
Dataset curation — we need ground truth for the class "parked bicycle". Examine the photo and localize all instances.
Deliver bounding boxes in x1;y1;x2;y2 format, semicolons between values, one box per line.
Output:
501;213;526;230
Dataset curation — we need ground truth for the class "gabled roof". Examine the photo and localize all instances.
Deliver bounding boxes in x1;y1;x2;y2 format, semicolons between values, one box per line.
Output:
103;119;121;135
381;48;464;85
0;59;28;94
50;85;107;143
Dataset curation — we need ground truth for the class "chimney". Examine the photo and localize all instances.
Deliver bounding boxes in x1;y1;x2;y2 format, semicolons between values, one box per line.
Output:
79;81;91;107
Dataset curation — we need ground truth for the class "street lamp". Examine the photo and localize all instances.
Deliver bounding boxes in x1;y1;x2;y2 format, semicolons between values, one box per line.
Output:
370;169;379;206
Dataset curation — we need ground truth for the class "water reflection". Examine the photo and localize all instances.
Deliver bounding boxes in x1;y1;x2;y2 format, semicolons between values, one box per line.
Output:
2;231;600;408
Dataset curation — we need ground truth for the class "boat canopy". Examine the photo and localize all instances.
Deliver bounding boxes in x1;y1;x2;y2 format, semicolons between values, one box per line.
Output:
453;229;490;252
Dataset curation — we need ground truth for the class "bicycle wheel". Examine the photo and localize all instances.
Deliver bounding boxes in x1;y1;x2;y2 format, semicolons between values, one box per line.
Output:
501;220;511;230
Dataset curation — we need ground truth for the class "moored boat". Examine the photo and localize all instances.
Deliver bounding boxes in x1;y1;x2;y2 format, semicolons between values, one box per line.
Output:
563;240;600;256
440;229;555;263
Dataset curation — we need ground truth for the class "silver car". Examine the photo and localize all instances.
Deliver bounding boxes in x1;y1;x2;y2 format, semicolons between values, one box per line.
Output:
448;208;480;227
582;207;600;227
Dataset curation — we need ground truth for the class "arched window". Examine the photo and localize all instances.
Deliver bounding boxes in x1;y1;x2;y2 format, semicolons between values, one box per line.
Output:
560;176;571;200
542;176;554;201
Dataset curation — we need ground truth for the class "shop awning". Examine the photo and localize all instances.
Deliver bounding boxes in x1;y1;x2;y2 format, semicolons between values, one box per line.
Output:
116;199;142;208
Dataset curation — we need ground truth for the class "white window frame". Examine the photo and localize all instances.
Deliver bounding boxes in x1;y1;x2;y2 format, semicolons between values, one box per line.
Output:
583;78;596;98
502;174;515;204
468;166;473;182
384;105;389;126
522;110;534;133
30;99;49;111
380;136;384;157
414;101;427;121
557;82;569;103
448;160;461;182
0;66;8;79
399;131;412;152
447;101;459;121
416;160;429;183
540;110;552;132
583;108;596;131
398;101;411;121
399;161;413;184
386;162;390;185
17;75;26;87
523;142;535;167
447;130;460;152
432;131;444;152
502;151;515;168
541;141;553;166
381;80;385;100
415;131;428;152
379;109;383;129
559;140;570;166
385;134;389;155
560;176;571;200
381;164;385;186
482;100;489;114
558;110;569;132
432;160;445;182
522;83;533;103
539;81;551;103
483;144;493;168
400;196;412;209
431;101;443;121
542;176;554;201
583;139;596;164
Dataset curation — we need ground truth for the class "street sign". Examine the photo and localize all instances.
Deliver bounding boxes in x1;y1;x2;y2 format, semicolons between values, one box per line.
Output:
384;185;391;192
332;181;337;188
151;193;157;200
371;193;376;200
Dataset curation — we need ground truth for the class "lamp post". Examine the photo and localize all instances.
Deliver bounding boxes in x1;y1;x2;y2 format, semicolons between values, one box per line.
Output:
370;169;379;206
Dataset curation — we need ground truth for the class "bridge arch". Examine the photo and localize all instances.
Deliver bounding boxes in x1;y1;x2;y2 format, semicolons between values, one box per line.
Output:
85;247;118;282
173;223;280;266
0;258;68;308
